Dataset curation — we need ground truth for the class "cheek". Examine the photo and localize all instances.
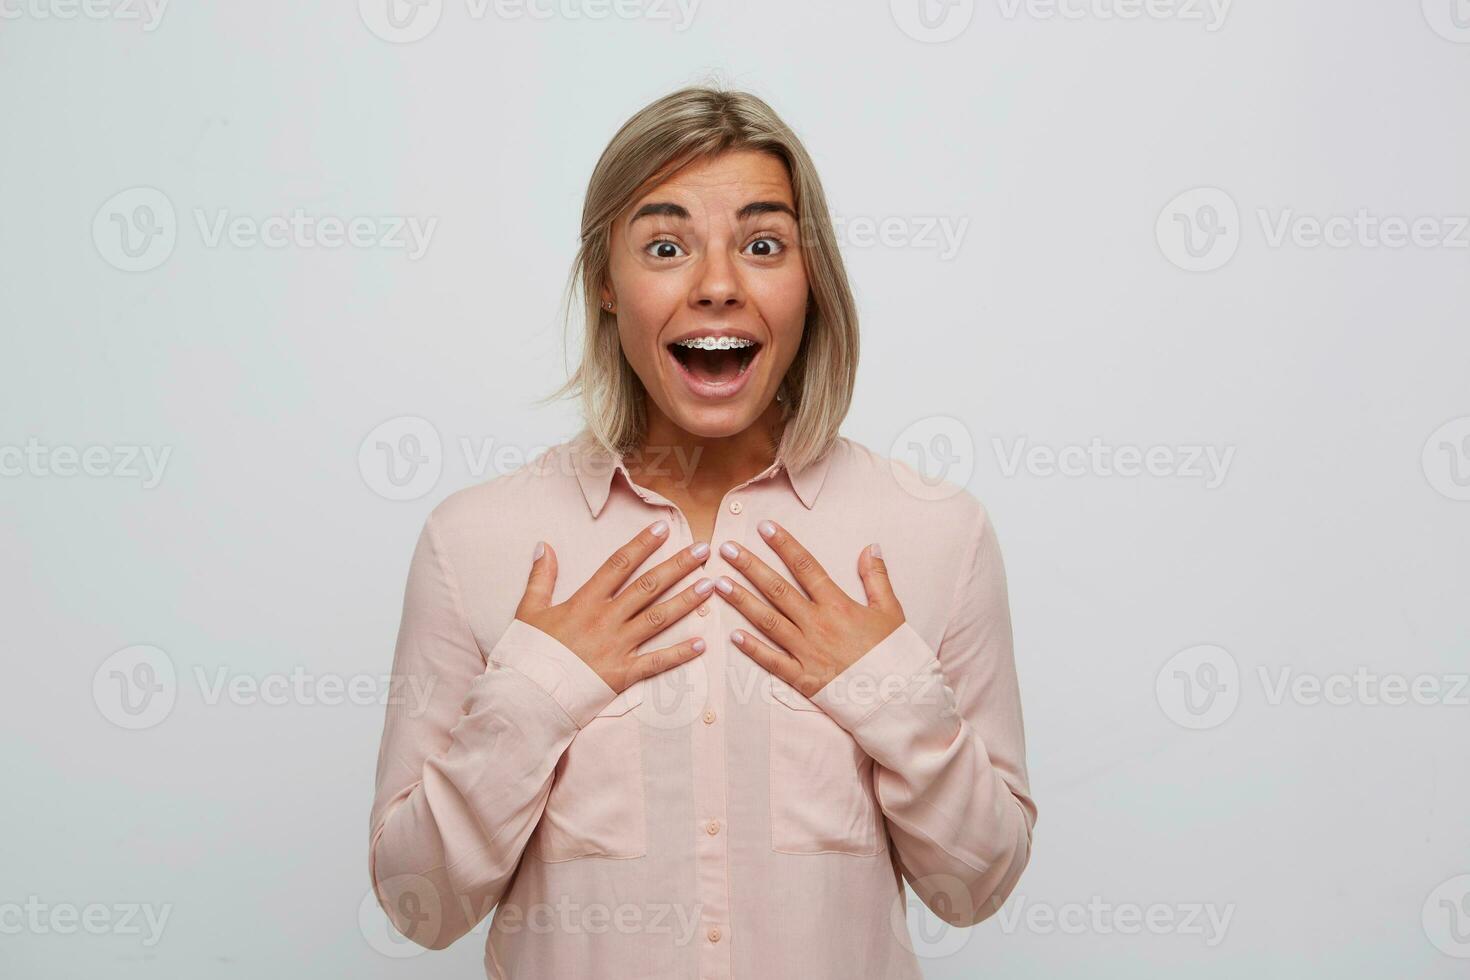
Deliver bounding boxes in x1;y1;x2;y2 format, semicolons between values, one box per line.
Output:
619;274;685;328
748;265;810;336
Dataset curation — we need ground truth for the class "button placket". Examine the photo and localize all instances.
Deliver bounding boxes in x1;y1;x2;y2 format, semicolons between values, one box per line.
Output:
690;482;752;980
621;466;773;980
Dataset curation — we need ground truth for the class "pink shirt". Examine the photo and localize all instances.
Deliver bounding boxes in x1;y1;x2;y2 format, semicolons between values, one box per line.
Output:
368;429;1037;979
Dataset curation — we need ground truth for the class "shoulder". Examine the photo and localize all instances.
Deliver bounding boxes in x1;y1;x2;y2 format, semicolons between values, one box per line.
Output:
420;436;583;544
828;434;994;543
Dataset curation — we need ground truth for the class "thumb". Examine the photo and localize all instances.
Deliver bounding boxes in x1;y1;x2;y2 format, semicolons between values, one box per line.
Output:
858;543;897;611
517;540;558;616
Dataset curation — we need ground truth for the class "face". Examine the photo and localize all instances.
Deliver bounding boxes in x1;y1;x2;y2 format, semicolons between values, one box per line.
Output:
602;149;808;440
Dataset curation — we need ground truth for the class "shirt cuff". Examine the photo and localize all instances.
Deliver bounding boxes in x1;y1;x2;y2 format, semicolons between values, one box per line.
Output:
809;621;957;732
485;618;618;729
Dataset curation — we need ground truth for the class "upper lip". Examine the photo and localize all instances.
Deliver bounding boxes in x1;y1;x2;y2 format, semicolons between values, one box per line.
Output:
666;327;763;347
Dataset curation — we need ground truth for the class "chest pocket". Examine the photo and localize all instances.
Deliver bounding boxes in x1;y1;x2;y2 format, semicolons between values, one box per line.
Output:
768;677;882;856
528;684;646;862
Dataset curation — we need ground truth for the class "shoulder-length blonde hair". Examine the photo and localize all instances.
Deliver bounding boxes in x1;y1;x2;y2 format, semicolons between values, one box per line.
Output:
540;83;859;474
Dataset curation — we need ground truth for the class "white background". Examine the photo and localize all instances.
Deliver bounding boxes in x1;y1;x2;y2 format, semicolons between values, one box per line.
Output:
2;0;1467;976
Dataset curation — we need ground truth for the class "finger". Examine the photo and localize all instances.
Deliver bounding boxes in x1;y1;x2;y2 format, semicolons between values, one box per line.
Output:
515;540;558;617
712;575;804;654
729;627;813;694
611;541;711;617
585;519;672;599
754;519;842;605
719;538;814;627
858;542;899;612
623;575;717;647
623;636;707;687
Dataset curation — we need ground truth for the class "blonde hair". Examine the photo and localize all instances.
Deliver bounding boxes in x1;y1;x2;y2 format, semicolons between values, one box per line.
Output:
540;82;859;473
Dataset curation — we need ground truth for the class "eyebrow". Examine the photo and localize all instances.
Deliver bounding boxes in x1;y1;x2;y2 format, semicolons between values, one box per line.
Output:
630;200;798;224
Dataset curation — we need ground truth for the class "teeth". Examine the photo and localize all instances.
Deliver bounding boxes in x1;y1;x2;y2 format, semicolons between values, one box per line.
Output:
673;336;758;351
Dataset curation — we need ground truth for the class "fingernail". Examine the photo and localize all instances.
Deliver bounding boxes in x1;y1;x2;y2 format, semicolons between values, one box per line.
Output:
757;520;775;538
690;541;710;559
651;519;669;537
715;577;733;594
719;541;739;560
695;577;714;594
692;638;706;653
532;541;544;561
731;629;744;643
869;542;882;559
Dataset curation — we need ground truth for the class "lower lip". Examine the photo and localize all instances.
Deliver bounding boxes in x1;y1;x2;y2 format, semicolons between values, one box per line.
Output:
666;344;762;400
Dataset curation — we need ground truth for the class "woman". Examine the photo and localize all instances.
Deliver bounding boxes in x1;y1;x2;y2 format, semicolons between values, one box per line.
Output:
368;84;1037;979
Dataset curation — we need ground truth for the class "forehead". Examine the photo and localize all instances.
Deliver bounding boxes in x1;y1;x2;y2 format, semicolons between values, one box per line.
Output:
631;150;794;209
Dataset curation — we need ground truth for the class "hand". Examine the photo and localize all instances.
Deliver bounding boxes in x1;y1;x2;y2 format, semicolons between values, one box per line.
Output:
516;520;715;694
713;519;905;699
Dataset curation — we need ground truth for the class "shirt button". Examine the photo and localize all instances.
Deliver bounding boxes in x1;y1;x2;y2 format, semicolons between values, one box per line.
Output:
708;927;721;943
728;499;742;514
697;604;710;616
705;819;720;835
703;709;716;724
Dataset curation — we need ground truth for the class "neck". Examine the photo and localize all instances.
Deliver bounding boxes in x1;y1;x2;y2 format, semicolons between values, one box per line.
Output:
628;398;786;504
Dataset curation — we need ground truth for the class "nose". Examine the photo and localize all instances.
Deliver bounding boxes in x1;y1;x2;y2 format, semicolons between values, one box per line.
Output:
692;248;743;310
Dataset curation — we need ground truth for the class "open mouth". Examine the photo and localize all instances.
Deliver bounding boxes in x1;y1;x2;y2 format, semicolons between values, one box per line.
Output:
665;337;762;391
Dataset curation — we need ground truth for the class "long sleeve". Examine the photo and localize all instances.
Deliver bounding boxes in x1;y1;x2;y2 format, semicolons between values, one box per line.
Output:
367;512;618;950
811;503;1036;927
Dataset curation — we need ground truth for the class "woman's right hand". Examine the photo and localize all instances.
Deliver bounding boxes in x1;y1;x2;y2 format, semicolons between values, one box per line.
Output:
514;520;714;694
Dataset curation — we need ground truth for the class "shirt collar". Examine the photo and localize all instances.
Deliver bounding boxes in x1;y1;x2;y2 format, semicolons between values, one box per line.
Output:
570;430;834;519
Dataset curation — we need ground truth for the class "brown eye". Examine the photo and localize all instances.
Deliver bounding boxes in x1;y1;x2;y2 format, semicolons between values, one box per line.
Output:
744;236;785;257
646;238;685;259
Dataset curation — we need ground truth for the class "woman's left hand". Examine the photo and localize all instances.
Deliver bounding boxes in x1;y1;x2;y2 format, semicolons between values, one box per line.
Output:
713;519;906;699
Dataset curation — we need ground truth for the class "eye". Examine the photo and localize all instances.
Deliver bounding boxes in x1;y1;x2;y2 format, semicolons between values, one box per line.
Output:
645;237;686;260
744;235;787;258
